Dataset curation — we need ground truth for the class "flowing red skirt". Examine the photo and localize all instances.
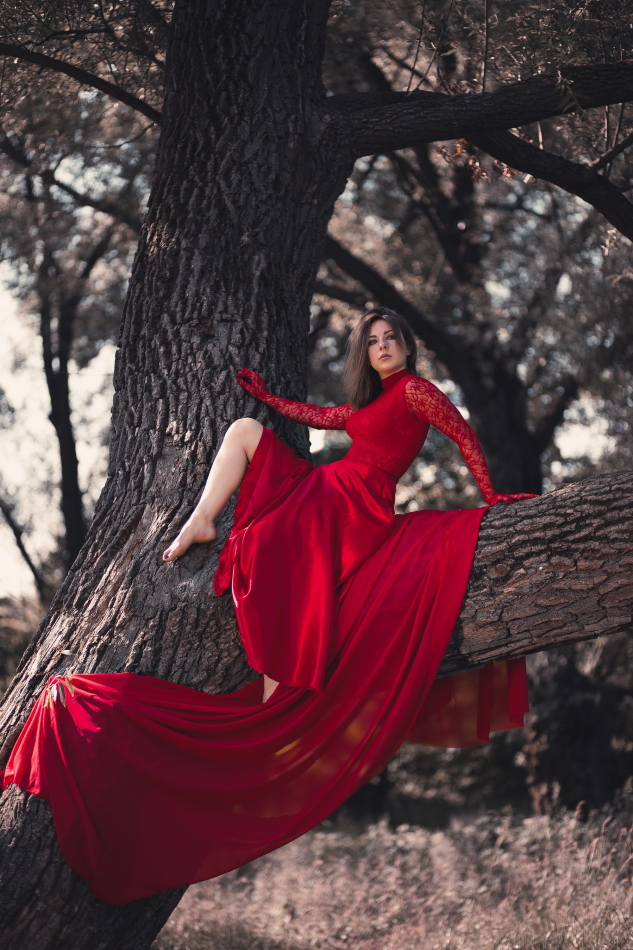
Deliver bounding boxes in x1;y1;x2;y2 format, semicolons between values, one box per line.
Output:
1;429;528;904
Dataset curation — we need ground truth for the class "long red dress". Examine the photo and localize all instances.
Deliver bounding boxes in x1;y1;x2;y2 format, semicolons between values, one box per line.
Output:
1;368;529;904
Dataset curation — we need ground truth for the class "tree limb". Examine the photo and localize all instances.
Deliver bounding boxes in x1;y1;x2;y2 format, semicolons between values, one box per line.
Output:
0;42;162;124
469;129;633;241
330;63;633;156
439;471;633;675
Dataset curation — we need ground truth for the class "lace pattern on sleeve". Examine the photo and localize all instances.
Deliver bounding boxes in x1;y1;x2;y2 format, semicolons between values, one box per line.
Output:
404;377;496;503
263;395;353;431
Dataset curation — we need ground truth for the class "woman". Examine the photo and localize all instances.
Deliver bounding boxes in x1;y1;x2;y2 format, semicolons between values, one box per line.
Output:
2;309;534;905
164;308;532;701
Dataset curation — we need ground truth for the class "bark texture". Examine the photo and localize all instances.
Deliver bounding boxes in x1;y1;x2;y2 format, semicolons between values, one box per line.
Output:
440;471;633;675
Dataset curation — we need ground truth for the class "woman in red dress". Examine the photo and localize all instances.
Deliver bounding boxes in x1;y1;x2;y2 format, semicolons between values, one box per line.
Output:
164;308;532;700
2;309;534;904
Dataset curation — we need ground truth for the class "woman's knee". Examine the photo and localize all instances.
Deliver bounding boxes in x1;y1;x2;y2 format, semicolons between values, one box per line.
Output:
226;417;263;458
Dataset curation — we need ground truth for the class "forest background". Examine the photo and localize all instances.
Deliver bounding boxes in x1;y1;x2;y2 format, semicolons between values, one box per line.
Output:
1;1;633;947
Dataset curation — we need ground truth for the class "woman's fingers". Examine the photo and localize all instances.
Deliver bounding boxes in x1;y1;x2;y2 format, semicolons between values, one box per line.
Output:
236;372;255;390
236;368;268;398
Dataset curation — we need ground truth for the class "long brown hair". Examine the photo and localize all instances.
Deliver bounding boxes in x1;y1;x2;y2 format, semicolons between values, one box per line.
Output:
342;308;418;409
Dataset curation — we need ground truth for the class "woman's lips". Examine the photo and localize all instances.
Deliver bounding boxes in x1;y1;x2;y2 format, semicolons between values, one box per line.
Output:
379;354;391;360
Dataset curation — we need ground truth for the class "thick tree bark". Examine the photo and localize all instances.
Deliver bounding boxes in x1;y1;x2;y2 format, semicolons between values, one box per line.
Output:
1;3;633;948
440;471;633;675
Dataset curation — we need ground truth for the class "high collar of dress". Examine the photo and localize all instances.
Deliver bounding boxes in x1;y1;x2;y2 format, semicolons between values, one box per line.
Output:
380;368;411;392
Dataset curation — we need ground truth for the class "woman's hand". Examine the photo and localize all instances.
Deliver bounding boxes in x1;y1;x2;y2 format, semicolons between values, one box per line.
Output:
486;492;538;506
236;367;270;401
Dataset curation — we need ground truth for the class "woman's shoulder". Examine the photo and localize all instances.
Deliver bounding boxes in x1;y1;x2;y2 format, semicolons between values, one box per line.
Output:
402;375;450;420
403;375;441;395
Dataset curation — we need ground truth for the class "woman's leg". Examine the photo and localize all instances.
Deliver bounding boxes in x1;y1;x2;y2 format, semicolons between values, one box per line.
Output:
163;417;277;701
263;676;279;702
162;418;263;562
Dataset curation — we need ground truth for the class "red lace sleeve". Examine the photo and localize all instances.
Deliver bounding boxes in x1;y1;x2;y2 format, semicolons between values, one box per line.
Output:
404;377;535;506
261;394;352;430
236;368;352;430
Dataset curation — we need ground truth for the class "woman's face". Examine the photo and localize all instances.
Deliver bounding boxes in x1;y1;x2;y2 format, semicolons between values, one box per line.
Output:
367;319;409;378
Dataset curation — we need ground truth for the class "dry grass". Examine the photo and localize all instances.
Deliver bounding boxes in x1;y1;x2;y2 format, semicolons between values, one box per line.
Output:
154;808;633;950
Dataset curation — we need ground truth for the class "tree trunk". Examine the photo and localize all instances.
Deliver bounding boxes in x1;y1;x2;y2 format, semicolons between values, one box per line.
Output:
0;1;352;946
1;1;632;946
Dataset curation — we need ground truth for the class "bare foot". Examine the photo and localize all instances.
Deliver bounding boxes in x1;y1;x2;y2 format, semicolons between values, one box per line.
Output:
163;513;217;562
263;675;279;703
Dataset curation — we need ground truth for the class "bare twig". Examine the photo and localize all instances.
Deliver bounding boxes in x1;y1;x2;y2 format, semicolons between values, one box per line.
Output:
89;122;155;149
379;47;433;88
406;3;426;94
481;0;489;93
592;127;633;172
415;0;454;89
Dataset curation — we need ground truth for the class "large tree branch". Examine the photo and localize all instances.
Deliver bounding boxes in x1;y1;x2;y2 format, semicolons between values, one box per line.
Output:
0;42;162;124
439;472;633;675
330;64;633;156
470;129;633;241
